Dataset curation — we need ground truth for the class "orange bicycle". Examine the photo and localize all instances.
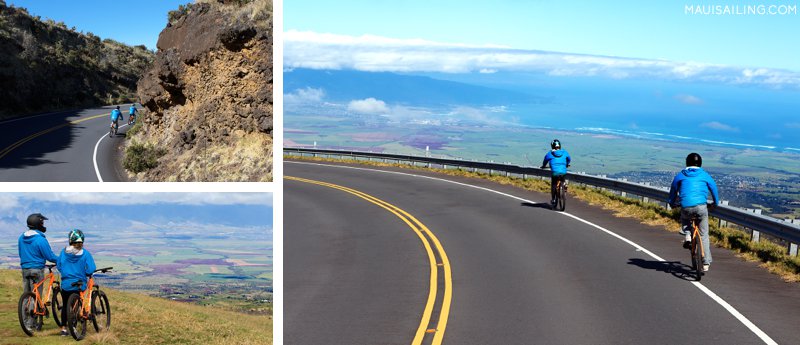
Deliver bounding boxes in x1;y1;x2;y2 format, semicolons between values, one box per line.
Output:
67;267;112;340
688;215;705;281
17;264;64;336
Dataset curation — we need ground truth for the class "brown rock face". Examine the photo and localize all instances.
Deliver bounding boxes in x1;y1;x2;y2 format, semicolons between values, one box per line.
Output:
133;1;272;181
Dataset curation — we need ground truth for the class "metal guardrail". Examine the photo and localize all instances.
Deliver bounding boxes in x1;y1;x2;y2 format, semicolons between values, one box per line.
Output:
285;147;800;254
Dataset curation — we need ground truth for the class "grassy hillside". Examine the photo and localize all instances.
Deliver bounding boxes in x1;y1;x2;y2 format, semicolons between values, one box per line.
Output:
0;270;272;344
0;0;154;119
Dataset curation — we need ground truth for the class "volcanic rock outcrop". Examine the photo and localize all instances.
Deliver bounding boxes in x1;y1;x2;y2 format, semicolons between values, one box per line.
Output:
132;0;272;181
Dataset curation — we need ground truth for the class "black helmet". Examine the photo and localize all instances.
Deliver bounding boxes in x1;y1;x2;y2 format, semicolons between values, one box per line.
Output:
26;213;48;232
551;139;562;150
686;152;702;167
116;105;120;109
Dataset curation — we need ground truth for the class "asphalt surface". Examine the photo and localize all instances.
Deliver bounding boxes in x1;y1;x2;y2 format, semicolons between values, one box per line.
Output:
0;106;133;181
285;160;800;345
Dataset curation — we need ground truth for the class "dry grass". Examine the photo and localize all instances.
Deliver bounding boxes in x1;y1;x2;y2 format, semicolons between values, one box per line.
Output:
288;154;800;282
176;132;273;181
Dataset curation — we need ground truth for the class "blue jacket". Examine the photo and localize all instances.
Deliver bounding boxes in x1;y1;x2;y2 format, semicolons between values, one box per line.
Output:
129;106;137;115
668;167;720;208
57;247;96;292
542;149;571;176
110;109;122;121
18;230;58;269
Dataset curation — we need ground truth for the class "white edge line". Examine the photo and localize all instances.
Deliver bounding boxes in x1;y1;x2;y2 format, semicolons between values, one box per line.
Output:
93;121;130;182
287;160;779;345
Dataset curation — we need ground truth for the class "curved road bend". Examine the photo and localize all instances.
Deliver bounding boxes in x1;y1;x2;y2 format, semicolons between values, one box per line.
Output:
0;106;133;181
285;160;800;345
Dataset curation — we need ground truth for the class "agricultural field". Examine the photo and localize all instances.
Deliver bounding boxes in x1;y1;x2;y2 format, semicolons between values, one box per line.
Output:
286;112;800;217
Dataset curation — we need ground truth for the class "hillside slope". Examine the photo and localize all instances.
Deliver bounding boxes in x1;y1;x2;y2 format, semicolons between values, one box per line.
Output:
0;0;153;119
0;270;272;345
130;0;273;181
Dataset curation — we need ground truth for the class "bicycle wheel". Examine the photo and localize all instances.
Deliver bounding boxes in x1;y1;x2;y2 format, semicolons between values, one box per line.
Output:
558;183;566;211
109;125;113;138
691;235;703;281
67;293;87;340
18;292;42;337
52;285;64;327
91;290;111;332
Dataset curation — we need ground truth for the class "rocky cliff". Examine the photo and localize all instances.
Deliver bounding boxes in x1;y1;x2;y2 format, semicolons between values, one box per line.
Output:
131;0;272;181
0;0;153;119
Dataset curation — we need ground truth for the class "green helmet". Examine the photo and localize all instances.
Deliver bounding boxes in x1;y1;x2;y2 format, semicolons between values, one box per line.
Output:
68;229;85;244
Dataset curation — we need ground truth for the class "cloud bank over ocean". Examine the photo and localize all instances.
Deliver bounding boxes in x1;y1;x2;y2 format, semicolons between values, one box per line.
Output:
285;30;800;89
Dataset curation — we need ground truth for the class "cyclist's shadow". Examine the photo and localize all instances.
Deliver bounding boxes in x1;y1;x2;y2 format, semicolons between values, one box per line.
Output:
627;258;697;281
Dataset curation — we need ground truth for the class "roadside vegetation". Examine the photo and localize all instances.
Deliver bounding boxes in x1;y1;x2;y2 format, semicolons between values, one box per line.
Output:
0;1;154;119
0;270;272;345
123;140;166;173
289;155;800;282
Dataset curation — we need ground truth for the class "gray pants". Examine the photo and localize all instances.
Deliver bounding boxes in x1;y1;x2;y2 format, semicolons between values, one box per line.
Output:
680;204;712;265
21;268;44;329
21;268;44;295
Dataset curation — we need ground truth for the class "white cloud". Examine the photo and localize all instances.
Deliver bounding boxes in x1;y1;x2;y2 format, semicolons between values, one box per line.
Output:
675;94;704;105
284;87;325;104
347;98;389;114
786;122;800;129
0;195;20;212
701;121;739;132
284;30;800;89
10;193;272;206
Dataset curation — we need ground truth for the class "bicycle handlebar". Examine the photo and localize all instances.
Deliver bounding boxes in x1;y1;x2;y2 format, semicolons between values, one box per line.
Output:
94;267;113;273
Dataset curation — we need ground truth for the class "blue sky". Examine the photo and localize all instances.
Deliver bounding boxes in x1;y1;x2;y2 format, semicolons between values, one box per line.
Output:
285;0;800;71
7;0;192;50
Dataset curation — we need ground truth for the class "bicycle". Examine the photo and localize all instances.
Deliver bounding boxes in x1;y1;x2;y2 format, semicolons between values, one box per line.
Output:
554;178;567;211
687;215;705;281
128;113;135;126
540;165;569;212
109;121;118;138
67;267;112;341
17;264;64;336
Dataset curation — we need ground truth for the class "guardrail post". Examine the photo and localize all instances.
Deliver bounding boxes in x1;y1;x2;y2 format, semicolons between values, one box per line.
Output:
719;201;729;228
620;179;627;197
789;243;798;256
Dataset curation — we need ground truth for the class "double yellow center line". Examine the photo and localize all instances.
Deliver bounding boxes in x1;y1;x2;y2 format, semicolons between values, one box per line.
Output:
286;176;453;345
0;111;125;161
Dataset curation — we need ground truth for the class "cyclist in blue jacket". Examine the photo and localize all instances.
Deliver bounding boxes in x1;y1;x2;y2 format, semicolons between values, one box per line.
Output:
56;229;96;336
668;152;719;272
110;106;123;128
129;104;137;124
18;213;58;295
541;139;572;207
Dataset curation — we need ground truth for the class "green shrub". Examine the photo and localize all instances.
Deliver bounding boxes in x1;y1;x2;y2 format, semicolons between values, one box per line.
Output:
124;142;166;173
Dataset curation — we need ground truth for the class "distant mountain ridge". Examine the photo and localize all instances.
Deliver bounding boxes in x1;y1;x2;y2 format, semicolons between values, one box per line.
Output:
0;0;153;119
285;68;542;106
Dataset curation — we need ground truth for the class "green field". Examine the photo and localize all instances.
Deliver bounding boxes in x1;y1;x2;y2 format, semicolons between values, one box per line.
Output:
287;113;800;216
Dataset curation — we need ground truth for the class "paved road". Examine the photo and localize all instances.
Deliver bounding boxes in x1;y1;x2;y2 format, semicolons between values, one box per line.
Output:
285;160;800;345
0;106;134;181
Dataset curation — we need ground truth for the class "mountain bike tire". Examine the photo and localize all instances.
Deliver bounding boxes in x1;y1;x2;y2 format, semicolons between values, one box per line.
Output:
52;284;64;327
691;232;703;281
18;292;41;337
91;290;111;332
67;293;87;340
